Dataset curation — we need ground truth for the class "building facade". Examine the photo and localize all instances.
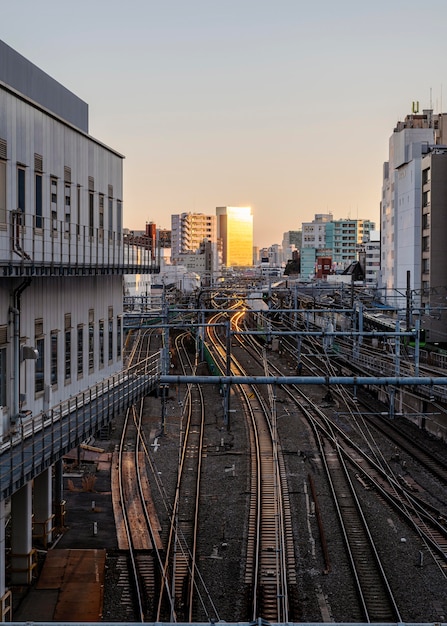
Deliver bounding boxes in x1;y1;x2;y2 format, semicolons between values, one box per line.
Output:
216;206;253;267
171;212;216;258
380;109;447;303
299;214;374;281
362;230;381;286
301;214;332;250
171;212;218;279
0;40;159;604
420;147;447;342
325;219;375;271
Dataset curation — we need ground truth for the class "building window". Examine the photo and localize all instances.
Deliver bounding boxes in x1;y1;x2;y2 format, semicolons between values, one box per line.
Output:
51;177;58;232
35;319;44;395
108;307;113;363
0;326;7;407
422;167;431;185
0;159;6;226
77;185;81;238
35;173;43;229
77;325;84;377
117;200;122;235
65;314;71;382
35;335;44;396
17;166;26;221
99;194;104;229
422;212;430;230
108;195;113;241
99;319;104;368
422;258;430;274
89;192;94;238
117;316;122;359
88;310;94;373
88;176;94;238
65;183;71;233
51;330;58;386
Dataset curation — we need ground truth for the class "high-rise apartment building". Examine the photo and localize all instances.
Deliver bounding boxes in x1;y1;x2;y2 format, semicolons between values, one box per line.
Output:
420;147;447;341
171;213;216;257
171;212;218;278
216;206;253;267
325;219;375;270
380;109;447;302
300;214;374;280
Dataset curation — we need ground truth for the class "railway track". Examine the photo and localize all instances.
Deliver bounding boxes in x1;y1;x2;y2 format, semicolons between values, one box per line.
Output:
236;314;401;620
270;308;447;488
110;296;447;621
115;401;170;621
251;327;447;571
206;307;296;622
112;328;175;621
157;332;219;623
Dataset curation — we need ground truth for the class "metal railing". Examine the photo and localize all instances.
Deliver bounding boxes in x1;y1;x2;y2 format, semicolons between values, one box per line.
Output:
0;210;159;274
0;353;161;500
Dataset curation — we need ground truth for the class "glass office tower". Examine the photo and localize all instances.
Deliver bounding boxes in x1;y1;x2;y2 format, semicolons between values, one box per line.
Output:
216;206;253;267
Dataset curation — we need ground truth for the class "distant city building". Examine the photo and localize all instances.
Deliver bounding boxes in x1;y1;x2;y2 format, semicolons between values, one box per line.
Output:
282;230;301;263
282;230;302;247
171;212;216;258
282;230;302;251
171;212;219;280
271;244;283;266
325;219;375;271
362;230;380;286
302;214;332;248
299;214;374;280
156;228;170;248
300;247;317;282
216;206;253;267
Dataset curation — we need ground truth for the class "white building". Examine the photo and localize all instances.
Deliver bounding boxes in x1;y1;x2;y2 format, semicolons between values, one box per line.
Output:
363;230;380;286
171;212;218;272
0;40;158;602
380;109;447;302
301;214;332;249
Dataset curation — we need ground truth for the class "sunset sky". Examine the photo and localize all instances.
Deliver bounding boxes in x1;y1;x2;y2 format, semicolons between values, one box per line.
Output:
3;0;447;247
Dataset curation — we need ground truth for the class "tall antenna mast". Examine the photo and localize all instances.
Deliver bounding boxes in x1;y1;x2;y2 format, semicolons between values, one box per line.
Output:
430;87;433;110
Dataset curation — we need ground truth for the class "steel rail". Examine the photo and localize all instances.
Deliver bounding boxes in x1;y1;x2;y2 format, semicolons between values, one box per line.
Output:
207;308;290;622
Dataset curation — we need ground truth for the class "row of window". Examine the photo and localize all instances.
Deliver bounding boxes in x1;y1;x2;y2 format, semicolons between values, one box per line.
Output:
0;147;122;235
34;313;122;395
0;315;123;409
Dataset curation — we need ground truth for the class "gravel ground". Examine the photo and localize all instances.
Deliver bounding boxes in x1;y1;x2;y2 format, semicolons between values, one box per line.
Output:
14;341;444;623
120;340;447;623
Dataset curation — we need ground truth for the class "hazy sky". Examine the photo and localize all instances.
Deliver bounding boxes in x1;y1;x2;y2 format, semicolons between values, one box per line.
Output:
3;1;447;247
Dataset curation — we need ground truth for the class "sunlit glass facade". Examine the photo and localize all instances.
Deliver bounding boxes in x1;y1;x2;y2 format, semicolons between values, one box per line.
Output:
217;206;253;267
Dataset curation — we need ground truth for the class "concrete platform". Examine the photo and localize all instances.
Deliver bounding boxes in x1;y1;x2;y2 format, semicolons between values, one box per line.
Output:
13;549;106;621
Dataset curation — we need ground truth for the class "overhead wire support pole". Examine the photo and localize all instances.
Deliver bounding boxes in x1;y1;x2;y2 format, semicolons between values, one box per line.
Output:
224;318;232;431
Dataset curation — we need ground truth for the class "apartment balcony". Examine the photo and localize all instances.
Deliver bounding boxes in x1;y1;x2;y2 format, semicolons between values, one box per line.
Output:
0;210;160;277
